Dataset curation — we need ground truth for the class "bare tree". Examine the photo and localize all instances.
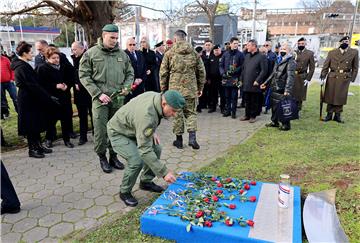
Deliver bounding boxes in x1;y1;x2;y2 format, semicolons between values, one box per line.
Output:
299;0;335;33
0;0;124;46
195;0;219;41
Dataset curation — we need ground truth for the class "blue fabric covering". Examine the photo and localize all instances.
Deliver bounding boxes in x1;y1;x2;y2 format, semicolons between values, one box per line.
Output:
141;175;302;243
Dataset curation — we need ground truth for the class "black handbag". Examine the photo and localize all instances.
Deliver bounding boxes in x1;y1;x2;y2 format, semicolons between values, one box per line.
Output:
276;96;299;122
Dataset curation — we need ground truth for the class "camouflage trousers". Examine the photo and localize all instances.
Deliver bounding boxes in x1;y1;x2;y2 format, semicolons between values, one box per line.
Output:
173;97;197;135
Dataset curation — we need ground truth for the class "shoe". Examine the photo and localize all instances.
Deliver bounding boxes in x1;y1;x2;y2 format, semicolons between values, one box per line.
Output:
231;113;236;119
196;106;202;113
109;155;125;170
99;155;112;173
78;138;87;146
240;116;249;121
119;192;138;207
333;113;344;123
64;141;74;148
69;132;78;139
1;206;21;215
188;131;200;150
323;112;333;122
220;108;225;114
208;108;216;113
29;149;45;158
37;142;52;154
45;139;53;148
264;110;268;114
223;112;231;117
249;117;256;123
139;182;164;193
279;125;291;131
173;135;183;149
265;122;279;127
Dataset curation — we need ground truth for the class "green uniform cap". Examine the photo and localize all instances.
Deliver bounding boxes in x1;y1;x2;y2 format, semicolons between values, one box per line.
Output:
164;90;185;109
102;24;119;33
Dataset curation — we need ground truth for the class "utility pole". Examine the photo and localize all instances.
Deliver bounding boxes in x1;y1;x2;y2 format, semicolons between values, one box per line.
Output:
135;7;140;47
251;0;257;39
349;0;359;43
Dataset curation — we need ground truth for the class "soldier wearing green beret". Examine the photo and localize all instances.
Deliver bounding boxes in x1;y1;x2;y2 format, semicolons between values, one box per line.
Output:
107;90;184;206
79;24;134;173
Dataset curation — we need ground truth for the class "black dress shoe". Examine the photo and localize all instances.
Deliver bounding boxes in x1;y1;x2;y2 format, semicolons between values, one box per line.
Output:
69;132;78;139
139;182;164;193
223;112;231;117
333;113;344;123
64;141;74;148
45;139;53;148
265;122;279;127
208;108;216;113
231;113;236;119
78;138;87;146
29;149;45;158
109;155;125;170
323;112;333;122
99;156;112;173
279;125;291;131
120;192;138;207
38;143;52;153
1;206;21;215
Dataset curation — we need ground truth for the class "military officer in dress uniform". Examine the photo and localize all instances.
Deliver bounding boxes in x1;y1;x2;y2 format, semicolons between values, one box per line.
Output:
107;90;184;206
293;37;315;111
320;36;359;123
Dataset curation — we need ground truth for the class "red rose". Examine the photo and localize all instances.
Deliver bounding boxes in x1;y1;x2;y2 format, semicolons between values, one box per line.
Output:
249;196;256;202
217;183;223;187
244;184;250;190
211;177;217;181
225;219;233;226
239;189;244;194
212;195;219;202
226;178;232;183
216;190;223;195
131;84;138;91
247;220;254;227
204;221;213;227
203;197;210;203
250;181;256;186
196;210;204;218
229;204;236;209
220;211;226;215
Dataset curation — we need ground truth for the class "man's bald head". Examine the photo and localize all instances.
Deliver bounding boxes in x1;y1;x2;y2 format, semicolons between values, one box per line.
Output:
71;41;84;57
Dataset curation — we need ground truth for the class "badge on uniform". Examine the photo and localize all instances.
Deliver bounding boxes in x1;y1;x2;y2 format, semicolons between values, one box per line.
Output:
144;127;154;137
117;58;123;62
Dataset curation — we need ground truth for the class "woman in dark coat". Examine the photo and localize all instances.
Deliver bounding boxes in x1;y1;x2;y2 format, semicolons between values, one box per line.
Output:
10;41;57;158
36;46;74;148
261;43;296;131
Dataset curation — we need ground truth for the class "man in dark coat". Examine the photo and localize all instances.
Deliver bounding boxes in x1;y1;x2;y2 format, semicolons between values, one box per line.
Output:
124;37;147;102
207;45;223;113
219;37;245;118
197;39;213;112
154;41;165;92
71;41;92;145
293;37;315;111
320;36;359;123
240;39;268;123
140;37;158;92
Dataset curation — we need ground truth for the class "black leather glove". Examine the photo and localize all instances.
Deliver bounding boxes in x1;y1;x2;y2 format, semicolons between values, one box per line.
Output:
50;96;60;106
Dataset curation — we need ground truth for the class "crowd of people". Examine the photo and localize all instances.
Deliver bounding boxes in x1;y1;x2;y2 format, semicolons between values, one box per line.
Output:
0;24;358;209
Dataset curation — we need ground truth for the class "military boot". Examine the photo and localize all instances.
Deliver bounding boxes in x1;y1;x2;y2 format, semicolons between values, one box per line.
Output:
28;142;45;159
98;154;112;173
109;154;125;170
323;112;333;122
173;135;183;149
333;113;344;123
188;131;200;150
37;141;52;154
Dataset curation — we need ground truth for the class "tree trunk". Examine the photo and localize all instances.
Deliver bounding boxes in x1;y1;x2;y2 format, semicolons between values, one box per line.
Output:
77;1;115;47
209;15;215;42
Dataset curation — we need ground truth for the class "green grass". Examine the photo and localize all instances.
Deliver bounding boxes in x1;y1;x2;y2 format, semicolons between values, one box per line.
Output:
78;85;360;242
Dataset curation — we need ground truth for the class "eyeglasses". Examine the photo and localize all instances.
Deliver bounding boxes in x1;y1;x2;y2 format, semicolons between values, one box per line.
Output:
263;44;269;47
128;44;136;46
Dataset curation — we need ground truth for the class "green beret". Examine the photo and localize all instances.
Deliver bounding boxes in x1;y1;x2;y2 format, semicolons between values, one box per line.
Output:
102;24;118;33
164;90;185;109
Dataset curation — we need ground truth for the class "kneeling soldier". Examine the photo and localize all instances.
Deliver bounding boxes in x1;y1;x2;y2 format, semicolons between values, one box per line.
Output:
107;90;185;206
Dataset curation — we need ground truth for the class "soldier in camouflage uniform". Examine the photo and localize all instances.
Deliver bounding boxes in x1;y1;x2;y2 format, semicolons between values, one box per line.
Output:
160;30;206;150
79;24;134;173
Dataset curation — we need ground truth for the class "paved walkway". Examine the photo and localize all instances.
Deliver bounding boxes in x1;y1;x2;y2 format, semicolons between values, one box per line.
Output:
1;110;269;242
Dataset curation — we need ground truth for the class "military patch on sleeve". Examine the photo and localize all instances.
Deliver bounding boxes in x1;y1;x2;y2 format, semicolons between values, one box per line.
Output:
144;127;154;137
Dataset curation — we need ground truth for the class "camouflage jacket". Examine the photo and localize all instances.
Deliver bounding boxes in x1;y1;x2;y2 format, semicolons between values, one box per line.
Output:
159;41;205;98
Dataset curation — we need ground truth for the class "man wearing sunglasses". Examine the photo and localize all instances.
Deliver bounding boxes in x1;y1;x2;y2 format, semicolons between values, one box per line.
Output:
293;37;315;111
